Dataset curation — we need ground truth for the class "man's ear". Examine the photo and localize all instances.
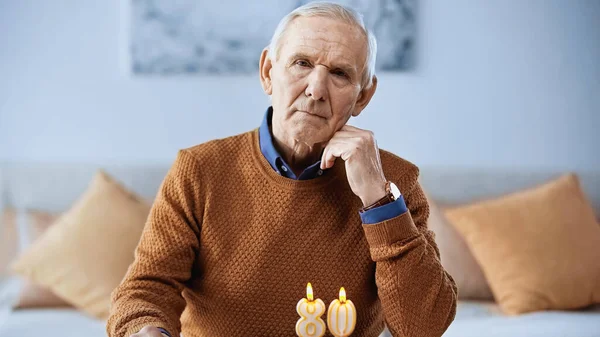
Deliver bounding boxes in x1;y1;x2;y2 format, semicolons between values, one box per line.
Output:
352;75;378;117
259;48;273;95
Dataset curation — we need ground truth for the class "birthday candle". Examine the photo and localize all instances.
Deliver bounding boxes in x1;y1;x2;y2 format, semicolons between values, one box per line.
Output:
296;283;326;337
327;287;356;337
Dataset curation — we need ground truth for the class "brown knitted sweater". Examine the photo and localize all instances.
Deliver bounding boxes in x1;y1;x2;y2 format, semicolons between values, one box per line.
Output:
106;129;457;337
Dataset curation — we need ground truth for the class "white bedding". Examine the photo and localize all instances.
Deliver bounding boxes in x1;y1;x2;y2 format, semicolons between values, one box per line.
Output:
0;309;105;337
445;301;600;337
1;301;599;337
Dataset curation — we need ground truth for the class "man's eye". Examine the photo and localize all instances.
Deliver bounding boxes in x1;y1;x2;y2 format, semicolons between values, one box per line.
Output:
333;70;348;78
296;60;310;67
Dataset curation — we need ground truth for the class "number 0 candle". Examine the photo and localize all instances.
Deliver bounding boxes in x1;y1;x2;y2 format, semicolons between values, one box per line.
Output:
327;287;357;337
296;283;326;337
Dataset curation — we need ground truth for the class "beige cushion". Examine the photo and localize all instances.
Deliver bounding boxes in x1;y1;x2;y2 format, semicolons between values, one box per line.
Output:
1;209;18;276
426;196;493;300
445;173;600;314
14;211;71;309
11;171;151;319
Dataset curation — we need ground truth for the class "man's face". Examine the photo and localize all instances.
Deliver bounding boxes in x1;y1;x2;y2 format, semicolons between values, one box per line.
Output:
262;16;373;145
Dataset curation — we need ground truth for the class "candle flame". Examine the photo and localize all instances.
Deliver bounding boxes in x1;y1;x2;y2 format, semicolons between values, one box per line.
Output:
307;282;314;301
339;287;346;303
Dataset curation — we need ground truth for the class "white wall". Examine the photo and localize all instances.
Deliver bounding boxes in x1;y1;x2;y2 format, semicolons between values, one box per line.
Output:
1;0;599;170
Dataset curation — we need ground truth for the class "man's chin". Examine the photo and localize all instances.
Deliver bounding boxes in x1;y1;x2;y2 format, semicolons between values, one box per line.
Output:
290;132;329;147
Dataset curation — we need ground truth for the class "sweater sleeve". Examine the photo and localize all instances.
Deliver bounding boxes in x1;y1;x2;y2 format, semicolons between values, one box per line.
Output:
361;169;457;337
106;150;203;337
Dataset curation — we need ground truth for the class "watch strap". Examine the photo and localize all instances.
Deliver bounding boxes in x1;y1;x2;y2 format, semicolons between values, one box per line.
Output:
359;181;396;213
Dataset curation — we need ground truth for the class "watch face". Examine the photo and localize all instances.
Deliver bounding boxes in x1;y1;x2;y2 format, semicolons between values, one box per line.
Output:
390;182;401;199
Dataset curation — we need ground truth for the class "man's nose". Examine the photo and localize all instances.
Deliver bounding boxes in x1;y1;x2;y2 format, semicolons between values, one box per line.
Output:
305;67;328;101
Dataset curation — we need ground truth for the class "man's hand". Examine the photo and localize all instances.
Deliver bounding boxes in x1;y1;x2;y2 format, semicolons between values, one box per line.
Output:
321;125;387;207
130;326;169;337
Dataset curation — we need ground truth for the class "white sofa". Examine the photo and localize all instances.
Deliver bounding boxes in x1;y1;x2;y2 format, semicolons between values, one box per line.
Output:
1;163;599;337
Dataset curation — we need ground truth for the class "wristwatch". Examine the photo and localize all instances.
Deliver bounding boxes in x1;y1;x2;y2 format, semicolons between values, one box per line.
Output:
359;181;401;213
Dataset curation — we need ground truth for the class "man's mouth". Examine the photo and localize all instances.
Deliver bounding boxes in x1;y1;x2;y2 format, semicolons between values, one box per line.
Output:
298;110;327;119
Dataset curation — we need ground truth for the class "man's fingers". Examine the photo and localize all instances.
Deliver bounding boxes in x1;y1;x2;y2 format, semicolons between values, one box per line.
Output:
321;143;349;169
323;149;337;169
321;144;338;170
320;131;369;170
326;137;363;152
320;146;332;169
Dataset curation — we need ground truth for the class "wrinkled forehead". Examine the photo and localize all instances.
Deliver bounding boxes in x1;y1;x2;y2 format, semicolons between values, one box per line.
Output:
278;16;367;70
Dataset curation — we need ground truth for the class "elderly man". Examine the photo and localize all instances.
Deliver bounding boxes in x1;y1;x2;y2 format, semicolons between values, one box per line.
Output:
107;2;457;337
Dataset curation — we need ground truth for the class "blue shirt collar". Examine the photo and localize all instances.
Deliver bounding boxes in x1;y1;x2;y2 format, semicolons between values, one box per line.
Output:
258;107;324;180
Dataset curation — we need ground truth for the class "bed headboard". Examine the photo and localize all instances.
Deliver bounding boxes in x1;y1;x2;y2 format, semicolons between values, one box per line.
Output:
0;163;170;212
0;162;599;217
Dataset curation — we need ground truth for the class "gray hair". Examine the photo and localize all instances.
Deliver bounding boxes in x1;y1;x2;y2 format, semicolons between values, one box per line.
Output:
267;2;377;89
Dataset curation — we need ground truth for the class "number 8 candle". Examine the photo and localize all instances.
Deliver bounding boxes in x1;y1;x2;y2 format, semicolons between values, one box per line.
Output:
327;287;356;337
296;283;326;337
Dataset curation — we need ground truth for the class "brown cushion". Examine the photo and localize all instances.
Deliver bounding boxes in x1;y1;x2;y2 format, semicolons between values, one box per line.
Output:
26;210;60;243
16;281;72;309
14;211;71;309
11;171;151;319
426;196;493;300
445;173;600;314
1;209;18;276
